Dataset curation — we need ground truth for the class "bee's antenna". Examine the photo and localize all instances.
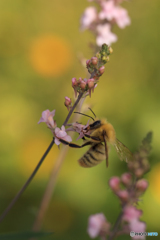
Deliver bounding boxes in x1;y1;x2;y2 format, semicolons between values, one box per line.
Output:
88;108;96;118
74;112;94;121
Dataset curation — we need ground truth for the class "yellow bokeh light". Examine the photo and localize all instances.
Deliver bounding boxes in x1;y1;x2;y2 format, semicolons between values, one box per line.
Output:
149;162;160;203
18;135;59;179
29;35;72;77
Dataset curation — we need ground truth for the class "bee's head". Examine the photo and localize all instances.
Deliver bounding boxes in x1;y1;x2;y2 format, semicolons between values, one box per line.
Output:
84;119;102;131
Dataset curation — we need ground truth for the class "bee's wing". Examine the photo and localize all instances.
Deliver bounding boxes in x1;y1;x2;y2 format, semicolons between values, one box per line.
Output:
114;138;133;163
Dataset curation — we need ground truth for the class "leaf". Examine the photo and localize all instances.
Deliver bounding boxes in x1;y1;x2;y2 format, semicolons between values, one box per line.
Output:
0;231;53;240
139;131;153;157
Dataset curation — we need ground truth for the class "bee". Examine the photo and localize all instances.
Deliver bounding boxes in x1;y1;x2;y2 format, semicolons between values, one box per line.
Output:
59;110;133;168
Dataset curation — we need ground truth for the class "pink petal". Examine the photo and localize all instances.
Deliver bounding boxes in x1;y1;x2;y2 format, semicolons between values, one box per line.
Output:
88;213;106;238
42;109;50;121
47;116;54;128
123;206;142;222
54;137;61;146
61;125;65;131
129;220;146;239
50;109;56;117
55;127;60;134
64;135;72;142
57;130;67;138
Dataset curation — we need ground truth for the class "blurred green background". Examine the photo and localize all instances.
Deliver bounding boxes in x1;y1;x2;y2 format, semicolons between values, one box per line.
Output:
0;0;160;239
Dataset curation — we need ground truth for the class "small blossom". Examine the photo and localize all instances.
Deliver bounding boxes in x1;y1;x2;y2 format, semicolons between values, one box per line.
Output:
99;1;117;21
87;78;95;89
54;125;72;145
87;213;106;238
91;57;98;65
80;6;97;30
136;179;148;194
67;121;90;140
38;109;56;129
99;66;105;75
117;190;129;202
129;220;146;239
80;80;87;90
96;24;118;46
121;173;132;186
109;176;120;192
64;96;72;111
72;77;78;87
122;206;142;222
114;7;131;28
86;59;91;67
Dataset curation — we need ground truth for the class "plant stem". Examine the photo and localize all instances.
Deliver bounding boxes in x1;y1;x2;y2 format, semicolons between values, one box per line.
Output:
108;211;123;240
0;139;54;223
0;92;84;224
63;92;83;126
32;93;85;231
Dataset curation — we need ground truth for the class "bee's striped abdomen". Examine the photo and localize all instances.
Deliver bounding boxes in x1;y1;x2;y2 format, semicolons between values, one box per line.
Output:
78;143;106;168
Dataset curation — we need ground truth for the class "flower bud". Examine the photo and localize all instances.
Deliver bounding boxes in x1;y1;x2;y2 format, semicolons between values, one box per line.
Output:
91;57;98;65
64;97;72;111
117;190;129;202
121;173;132;187
99;66;105;75
80;80;87;90
134;168;144;178
108;46;113;54
109;177;120;192
87;78;95;89
86;59;91;66
64;96;71;106
78;77;83;83
72;77;78;87
136;179;148;193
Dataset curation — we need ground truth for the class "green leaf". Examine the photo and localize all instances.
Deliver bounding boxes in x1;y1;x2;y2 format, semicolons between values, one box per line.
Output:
0;231;53;240
140;131;153;157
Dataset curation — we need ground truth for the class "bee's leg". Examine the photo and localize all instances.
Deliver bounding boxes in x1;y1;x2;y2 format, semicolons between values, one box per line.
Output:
58;138;92;148
84;134;100;141
102;132;108;168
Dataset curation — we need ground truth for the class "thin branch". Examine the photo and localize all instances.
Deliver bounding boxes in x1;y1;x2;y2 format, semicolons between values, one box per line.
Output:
0;139;54;223
0;92;84;224
32;95;85;231
63;92;83;126
108;211;123;240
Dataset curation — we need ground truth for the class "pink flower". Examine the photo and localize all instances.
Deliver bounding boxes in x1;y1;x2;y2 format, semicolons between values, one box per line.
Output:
67;121;90;140
117;190;129;202
99;1;130;29
38;109;56;129
129;220;146;239
80;6;97;30
121;173;132;186
99;1;117;21
96;24;117;46
136;179;148;193
122;206;142;222
114;7;131;29
87;213;106;238
109;176;120;191
54;125;72;145
64;96;72;111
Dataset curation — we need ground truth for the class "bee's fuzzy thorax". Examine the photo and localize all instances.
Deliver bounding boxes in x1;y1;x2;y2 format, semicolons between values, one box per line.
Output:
90;118;116;144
